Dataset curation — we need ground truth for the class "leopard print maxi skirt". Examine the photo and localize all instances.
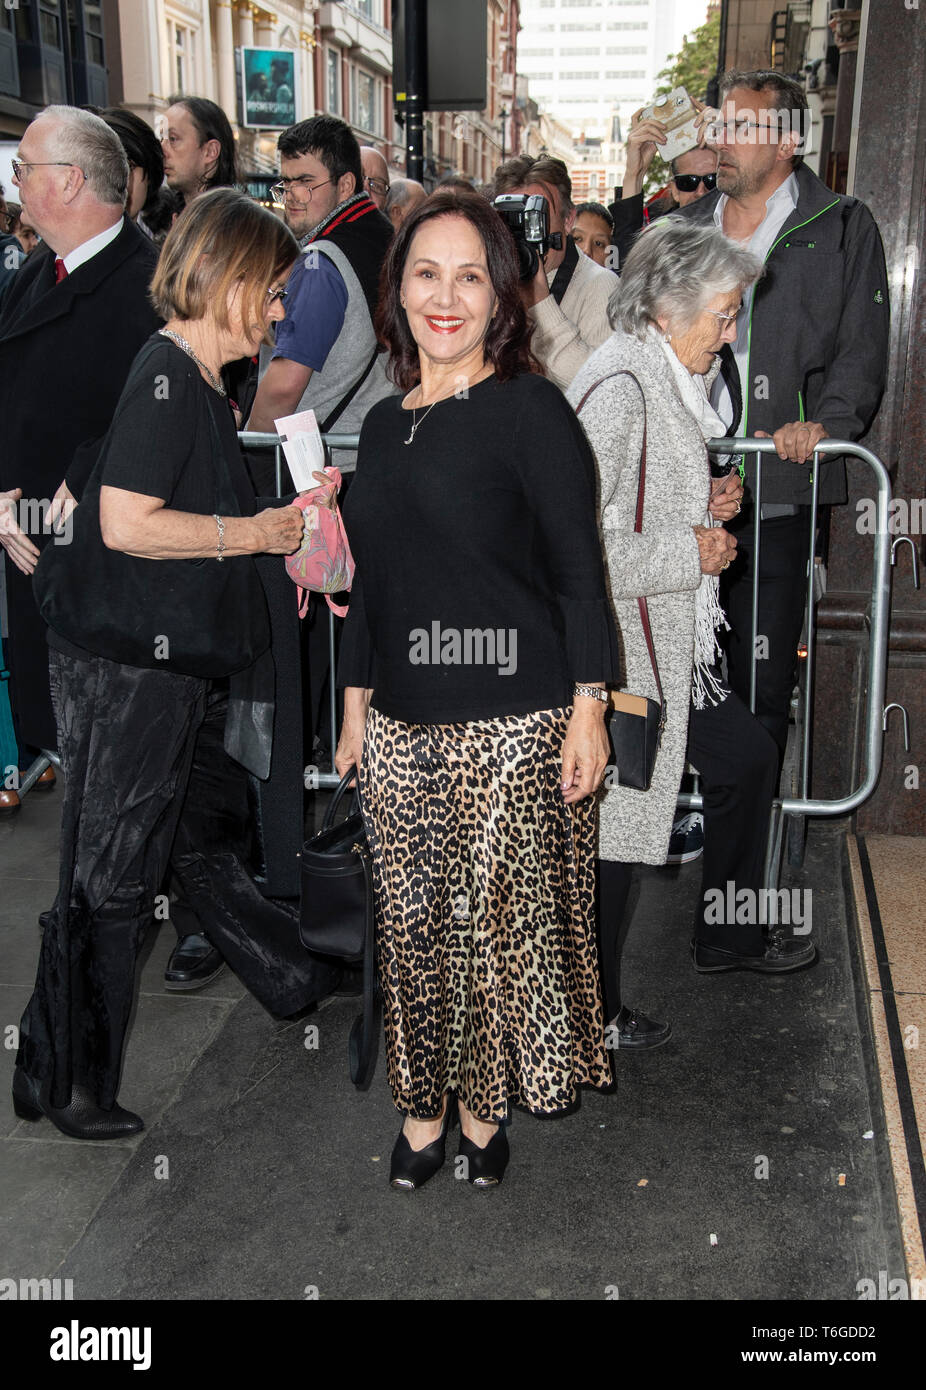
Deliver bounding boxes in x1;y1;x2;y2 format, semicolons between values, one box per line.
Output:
360;705;612;1122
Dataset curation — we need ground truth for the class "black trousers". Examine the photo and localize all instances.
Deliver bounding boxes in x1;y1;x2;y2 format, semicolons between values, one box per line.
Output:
18;654;337;1110
721;511;812;756
17;652;208;1109
597;688;778;1013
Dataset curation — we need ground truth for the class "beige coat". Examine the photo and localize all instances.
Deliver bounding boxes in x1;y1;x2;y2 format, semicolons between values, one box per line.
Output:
530;251;621;392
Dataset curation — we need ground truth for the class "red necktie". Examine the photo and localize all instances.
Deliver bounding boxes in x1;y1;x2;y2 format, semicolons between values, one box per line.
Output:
54;258;68;283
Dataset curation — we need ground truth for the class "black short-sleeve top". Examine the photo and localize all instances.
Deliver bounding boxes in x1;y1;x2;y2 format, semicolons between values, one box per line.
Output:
47;333;259;661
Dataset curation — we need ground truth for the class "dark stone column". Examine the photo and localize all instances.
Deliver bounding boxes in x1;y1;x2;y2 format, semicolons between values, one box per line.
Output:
812;0;926;834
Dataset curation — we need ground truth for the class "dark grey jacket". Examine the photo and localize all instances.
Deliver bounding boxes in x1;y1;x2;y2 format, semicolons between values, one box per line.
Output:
677;163;889;504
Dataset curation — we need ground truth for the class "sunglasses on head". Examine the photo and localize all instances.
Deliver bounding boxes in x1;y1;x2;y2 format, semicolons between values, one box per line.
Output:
673;172;718;192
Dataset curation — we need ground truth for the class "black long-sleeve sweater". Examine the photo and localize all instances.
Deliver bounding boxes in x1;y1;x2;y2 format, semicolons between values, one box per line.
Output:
337;370;620;724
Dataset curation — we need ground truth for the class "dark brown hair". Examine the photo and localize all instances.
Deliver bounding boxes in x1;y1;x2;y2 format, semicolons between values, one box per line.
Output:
375;189;538;391
492;155;573;215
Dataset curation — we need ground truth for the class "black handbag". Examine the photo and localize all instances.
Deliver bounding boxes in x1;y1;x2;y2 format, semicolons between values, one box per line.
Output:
299;766;379;1089
575;368;665;792
33;340;270;679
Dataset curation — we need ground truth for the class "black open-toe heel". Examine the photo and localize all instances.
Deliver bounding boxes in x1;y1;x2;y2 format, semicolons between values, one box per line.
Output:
458;1123;509;1187
389;1095;457;1191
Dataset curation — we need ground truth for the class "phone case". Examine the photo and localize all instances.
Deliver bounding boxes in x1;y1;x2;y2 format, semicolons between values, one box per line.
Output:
639;87;701;163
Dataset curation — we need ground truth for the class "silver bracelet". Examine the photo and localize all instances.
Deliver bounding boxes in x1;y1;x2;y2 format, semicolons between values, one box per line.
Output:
214;514;226;562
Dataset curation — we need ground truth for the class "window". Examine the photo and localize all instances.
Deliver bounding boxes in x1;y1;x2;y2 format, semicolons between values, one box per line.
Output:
40;0;61;48
520;48;554;57
606;46;648;54
560;23;602;31
560;71;601;81
605;70;646;79
530;73;554;81
168;21;196;93
84;0;105;66
607;21;648;29
560;0;602;7
354;68;377;133
562;47;600;55
327;48;340;113
353;0;374;19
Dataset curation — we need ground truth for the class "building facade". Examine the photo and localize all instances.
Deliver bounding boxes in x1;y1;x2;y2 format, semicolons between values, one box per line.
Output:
1;0;108;139
515;0;708;145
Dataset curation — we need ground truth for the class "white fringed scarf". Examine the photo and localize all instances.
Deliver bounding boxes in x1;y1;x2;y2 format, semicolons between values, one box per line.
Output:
653;329;730;708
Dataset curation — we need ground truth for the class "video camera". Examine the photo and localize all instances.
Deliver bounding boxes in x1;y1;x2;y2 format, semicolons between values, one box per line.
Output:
493;193;563;282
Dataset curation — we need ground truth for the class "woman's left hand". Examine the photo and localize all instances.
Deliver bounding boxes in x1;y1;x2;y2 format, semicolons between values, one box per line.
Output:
708;470;744;522
561;702;610;804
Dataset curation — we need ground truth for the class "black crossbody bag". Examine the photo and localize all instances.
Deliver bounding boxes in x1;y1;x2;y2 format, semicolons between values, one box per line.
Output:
575;369;666;791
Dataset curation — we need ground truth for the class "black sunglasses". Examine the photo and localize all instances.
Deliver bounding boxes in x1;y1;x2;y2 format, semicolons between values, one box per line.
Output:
673;172;718;193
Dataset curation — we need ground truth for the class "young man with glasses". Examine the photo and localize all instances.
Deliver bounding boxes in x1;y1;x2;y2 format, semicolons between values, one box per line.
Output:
247;116;393;452
674;69;888;766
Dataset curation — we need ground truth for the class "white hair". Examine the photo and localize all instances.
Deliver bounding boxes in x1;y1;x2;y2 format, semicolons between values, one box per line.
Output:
618;217;763;338
38;105;128;207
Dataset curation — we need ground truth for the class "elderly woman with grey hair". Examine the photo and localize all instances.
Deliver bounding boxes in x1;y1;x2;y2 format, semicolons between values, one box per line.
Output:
568;218;817;1043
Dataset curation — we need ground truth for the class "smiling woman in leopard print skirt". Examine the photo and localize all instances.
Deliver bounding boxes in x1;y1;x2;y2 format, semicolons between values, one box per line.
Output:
335;189;619;1190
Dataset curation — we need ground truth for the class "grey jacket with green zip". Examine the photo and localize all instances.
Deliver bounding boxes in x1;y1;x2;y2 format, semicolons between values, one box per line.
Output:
676;163;889;505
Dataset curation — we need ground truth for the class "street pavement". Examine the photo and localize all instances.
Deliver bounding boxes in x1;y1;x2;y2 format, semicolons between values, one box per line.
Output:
0;786;906;1300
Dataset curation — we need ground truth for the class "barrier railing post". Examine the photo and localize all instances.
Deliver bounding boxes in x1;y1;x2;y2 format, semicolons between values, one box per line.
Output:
238;429;360;790
676;437;894;894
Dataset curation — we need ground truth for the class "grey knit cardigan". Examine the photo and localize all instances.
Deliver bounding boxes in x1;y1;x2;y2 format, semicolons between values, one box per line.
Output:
567;329;711;866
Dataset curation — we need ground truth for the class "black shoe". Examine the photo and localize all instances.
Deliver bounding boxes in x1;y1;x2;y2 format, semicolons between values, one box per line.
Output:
390;1096;457;1191
12;1067;143;1141
692;931;817;974
458;1123;510;1188
610;1004;672;1050
164;933;226;992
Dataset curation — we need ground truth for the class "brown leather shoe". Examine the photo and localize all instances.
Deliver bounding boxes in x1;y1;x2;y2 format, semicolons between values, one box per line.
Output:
32;766;56;792
0;788;21;816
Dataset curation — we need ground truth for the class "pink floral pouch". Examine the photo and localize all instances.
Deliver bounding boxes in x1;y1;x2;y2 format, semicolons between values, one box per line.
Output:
285;466;355;618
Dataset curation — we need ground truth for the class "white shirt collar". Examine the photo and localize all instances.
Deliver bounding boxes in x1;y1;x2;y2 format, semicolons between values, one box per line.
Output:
712;171;798;244
61;216;124;275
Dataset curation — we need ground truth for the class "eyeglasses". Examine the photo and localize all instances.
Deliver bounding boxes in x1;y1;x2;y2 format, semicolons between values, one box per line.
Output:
364;176;389;197
269;175;335;207
11;159;80;181
266;286;289;304
672;172;717;193
704;120;783;143
705;305;741;325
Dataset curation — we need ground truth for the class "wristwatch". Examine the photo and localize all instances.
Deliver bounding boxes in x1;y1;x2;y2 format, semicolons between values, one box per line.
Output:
573;684;609;704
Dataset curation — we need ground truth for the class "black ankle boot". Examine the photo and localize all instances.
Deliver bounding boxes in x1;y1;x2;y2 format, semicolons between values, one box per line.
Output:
12;1067;144;1140
389;1096;457;1190
458;1123;509;1187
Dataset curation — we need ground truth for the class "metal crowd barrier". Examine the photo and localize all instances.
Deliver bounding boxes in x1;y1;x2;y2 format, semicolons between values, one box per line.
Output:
20;436;901;864
241;429;360;792
676;437;903;892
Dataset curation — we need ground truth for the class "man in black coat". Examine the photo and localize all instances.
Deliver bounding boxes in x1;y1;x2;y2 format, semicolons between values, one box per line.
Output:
0;106;161;773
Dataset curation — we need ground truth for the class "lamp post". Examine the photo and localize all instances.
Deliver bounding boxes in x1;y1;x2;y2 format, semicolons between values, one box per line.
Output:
500;105;508;162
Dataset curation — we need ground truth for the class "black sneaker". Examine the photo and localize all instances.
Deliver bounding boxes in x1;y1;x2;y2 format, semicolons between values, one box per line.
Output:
666;812;704;865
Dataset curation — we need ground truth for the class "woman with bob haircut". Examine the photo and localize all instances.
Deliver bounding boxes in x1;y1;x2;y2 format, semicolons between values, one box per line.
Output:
567;217;815;1039
13;189;304;1140
335;189;621;1190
